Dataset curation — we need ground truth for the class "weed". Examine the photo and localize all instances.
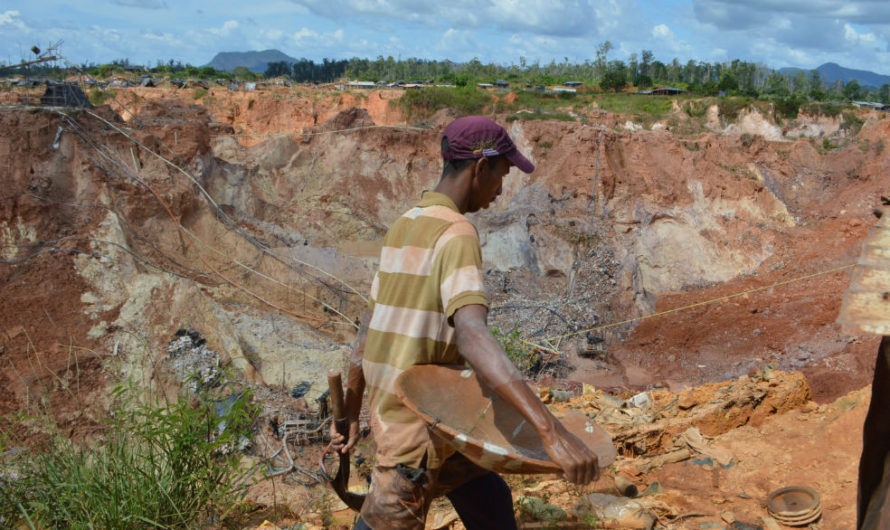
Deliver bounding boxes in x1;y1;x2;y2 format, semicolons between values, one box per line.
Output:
877;139;885;155
491;325;539;376
538;140;553;149
823;138;835;151
0;385;257;528
682;141;700;151
193;88;208;100
740;133;755;148
683;101;707;118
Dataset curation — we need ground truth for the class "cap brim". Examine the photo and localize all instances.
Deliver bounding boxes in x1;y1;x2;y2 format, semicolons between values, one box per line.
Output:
505;149;535;174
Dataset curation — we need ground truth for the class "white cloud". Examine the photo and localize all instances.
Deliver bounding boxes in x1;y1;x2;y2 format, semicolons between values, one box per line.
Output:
111;0;167;9
652;24;672;39
288;0;611;38
209;20;239;37
0;10;27;30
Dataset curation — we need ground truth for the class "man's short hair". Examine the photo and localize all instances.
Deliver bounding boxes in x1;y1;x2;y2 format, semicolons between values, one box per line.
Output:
441;137;503;178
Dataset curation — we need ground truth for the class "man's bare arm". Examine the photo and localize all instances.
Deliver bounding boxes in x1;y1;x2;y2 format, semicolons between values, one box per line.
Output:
330;308;369;454
452;304;599;484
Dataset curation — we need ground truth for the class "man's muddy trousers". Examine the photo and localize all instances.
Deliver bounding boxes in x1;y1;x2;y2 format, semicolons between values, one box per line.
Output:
354;452;517;530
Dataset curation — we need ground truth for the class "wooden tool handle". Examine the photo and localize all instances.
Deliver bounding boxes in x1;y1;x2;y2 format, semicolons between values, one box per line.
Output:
328;370;346;424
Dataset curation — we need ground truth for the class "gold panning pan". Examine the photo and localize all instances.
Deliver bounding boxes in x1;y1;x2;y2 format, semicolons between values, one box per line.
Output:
838;207;890;334
394;364;617;474
766;485;821;525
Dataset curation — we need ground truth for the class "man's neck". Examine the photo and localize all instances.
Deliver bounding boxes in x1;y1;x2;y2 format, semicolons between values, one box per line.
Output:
432;172;472;214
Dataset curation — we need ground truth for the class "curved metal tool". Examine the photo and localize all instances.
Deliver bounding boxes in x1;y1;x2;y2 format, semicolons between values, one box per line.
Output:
321;370;365;512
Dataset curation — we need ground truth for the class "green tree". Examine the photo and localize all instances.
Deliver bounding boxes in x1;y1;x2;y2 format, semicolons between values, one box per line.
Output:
879;84;890;104
265;61;291;78
232;66;257;80
600;60;627;92
843;79;863;101
717;71;738;92
594;41;613;78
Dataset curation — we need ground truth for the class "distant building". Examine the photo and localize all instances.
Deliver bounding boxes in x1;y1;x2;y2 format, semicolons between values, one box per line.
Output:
650;87;685;95
853;101;889;111
477;83;494;88
348;81;376;88
550;87;576;93
564;81;583;87
494;79;509;88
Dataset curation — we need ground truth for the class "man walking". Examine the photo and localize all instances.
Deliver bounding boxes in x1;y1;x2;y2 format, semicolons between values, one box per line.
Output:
332;116;601;529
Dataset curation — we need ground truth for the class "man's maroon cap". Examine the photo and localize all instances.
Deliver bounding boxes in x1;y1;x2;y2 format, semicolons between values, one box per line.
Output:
441;116;535;174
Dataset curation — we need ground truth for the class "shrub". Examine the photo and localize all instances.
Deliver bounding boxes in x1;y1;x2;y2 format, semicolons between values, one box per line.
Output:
717;97;751;121
842;112;864;136
803;102;845;118
774;95;807;119
88;88;114;106
0;386;256;529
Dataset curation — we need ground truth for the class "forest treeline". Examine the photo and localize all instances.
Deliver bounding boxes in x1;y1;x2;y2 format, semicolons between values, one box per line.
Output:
5;43;889;103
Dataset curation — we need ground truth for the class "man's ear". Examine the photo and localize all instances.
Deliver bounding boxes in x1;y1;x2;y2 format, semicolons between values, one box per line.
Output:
474;157;490;178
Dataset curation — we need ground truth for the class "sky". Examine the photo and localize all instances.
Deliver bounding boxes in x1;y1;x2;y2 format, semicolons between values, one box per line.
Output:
2;1;890;73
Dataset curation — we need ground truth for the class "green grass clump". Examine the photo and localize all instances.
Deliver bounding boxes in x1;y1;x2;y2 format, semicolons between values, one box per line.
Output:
395;87;490;119
0;386;256;529
506;111;577;122
594;93;674;120
88;88;114;106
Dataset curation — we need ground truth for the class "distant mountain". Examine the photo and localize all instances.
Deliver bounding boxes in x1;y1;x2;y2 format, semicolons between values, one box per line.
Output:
206;50;298;73
780;62;890;88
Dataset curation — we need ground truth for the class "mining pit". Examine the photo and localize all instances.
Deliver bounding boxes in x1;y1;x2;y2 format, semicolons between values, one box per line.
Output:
1;83;886;528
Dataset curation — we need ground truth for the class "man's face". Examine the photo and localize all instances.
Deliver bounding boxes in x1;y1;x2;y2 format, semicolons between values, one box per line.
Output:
468;157;513;213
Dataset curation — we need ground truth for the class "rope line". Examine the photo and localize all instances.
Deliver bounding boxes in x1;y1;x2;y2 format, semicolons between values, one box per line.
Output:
225;124;428;139
524;263;856;351
74;108;369;304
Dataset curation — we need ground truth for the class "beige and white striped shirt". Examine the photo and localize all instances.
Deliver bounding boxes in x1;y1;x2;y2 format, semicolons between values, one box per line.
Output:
364;191;488;468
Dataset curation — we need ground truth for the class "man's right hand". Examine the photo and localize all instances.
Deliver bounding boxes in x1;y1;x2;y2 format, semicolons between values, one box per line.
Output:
540;420;600;484
329;419;360;454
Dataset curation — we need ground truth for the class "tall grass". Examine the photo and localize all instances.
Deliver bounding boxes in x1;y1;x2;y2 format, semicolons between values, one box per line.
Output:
0;386;256;529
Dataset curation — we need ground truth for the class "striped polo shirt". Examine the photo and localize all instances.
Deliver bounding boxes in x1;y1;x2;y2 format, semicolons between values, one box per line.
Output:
363;191;488;469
